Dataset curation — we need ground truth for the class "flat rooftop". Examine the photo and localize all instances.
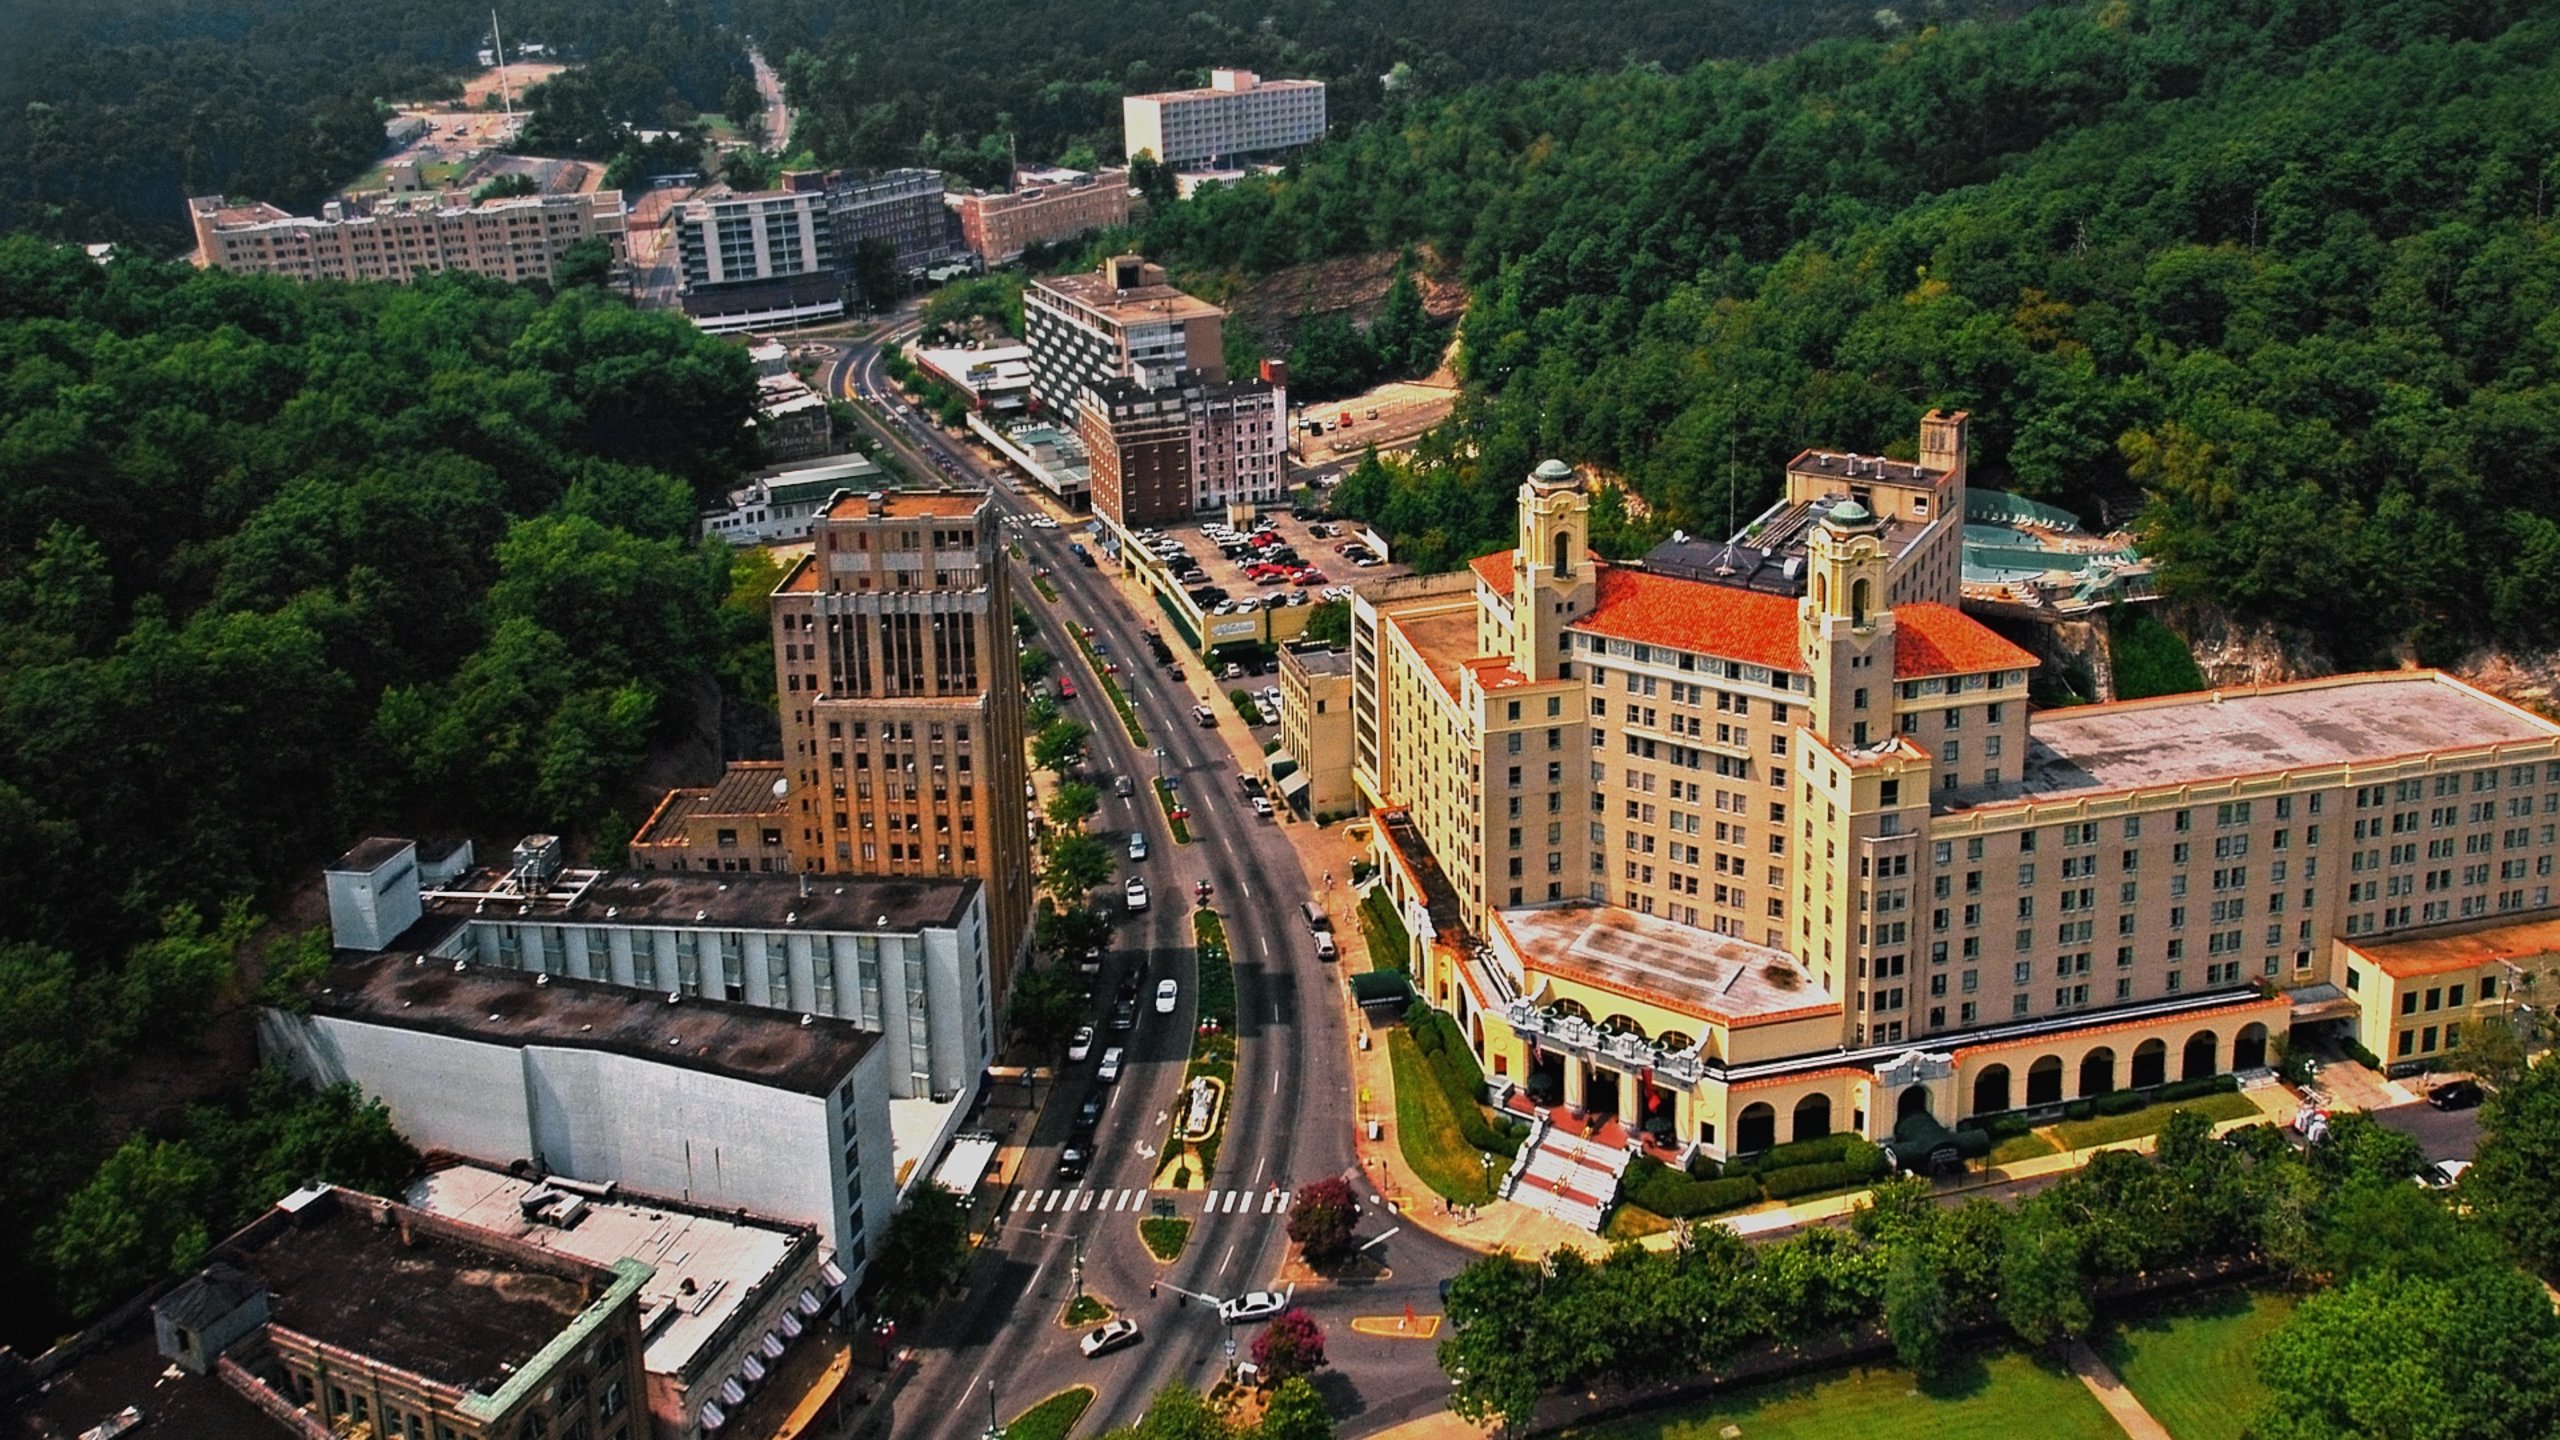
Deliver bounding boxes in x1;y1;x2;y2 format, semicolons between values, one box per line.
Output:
821;490;987;520
1942;673;2560;812
1498;903;1836;1028
2346;912;2560;980
410;1165;816;1379
635;762;787;845
313;951;879;1095
1376;601;1481;705
1034;269;1223;325
1285;646;1353;677
425;865;980;936
233;1188;605;1397
8;1319;282;1440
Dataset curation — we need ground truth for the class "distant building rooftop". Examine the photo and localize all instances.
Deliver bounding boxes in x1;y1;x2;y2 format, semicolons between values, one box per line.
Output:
409;1164;826;1383
1941;673;2560;813
420;863;978;938
1284;646;1353;677
633;761;787;848
1496;903;1836;1028
2344;912;2560;981
819;490;989;520
1033;267;1224;328
311;950;881;1096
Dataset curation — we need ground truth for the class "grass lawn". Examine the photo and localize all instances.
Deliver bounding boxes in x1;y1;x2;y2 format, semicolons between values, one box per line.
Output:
1603;1205;1673;1242
1006;1386;1096;1440
1388;1030;1500;1204
2049;1091;2261;1151
1140;1216;1191;1261
1061;1294;1111;1326
1564;1350;2120;1440
1359;886;1411;972
1991;1132;2060;1164
2096;1288;2296;1440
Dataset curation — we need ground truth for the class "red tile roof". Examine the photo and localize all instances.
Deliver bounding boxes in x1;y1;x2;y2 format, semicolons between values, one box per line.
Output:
1469;548;2036;680
1576;566;1805;673
1893;602;2039;678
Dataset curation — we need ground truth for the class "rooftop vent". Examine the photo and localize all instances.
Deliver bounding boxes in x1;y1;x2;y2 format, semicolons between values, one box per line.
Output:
667;991;682;1005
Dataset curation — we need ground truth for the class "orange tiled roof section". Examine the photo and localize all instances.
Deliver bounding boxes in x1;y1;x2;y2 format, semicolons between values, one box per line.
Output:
1577;566;1804;673
1469;550;1514;599
1893;602;2039;679
822;491;986;520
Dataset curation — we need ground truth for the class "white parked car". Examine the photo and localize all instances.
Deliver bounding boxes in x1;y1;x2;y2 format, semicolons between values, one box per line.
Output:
1129;831;1149;861
1155;979;1179;1014
1219;1288;1292;1325
1124;876;1150;912
1097;1047;1125;1083
2417;1159;2472;1190
1081;1318;1143;1357
1251;796;1274;818
1030;516;1059;529
1067;1025;1095;1063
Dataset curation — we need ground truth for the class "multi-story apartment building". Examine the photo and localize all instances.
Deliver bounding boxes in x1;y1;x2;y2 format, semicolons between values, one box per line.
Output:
1277;644;1356;819
953;168;1131;265
826;167;959;272
1023;255;1225;417
1355;416;2560;1178
1122;69;1327;167
1077;362;1288;527
630;758;793;871
188;190;627;286
675;177;839;308
770;491;1034;995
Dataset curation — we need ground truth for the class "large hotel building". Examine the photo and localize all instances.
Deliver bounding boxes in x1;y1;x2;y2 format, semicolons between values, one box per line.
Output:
188;191;626;286
1358;411;2560;1211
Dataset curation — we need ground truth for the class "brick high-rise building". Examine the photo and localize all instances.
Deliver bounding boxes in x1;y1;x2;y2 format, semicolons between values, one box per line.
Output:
1024;255;1226;418
769;491;1032;995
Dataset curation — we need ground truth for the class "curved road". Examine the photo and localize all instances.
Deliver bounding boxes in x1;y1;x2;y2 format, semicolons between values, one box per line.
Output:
820;324;1477;1437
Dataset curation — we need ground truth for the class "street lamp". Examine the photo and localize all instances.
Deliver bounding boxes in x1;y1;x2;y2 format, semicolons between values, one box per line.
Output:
984;1380;1003;1440
1071;1233;1084;1301
1480;1150;1495;1202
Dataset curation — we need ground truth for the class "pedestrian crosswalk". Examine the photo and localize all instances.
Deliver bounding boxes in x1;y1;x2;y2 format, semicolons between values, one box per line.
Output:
1006;1186;1293;1218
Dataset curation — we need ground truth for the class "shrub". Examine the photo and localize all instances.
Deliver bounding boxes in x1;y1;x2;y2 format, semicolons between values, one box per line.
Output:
1760;1161;1868;1200
1974;1112;2033;1141
1684;1150;1722;1182
2347;1040;2384;1069
2064;1098;2096;1121
1621;1158;1761;1218
1728;1132;1865;1177
2095;1090;2148;1116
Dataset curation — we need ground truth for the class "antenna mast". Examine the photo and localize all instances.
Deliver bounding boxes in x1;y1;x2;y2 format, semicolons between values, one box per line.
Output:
492;10;514;122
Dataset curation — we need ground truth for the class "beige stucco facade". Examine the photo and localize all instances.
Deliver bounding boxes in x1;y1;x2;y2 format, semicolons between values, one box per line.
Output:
1356;418;2560;1159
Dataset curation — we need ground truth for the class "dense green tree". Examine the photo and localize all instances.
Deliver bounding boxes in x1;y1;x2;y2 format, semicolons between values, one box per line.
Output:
1006;963;1088;1056
2469;1054;2560;1277
1042;833;1113;900
1881;1247;1953;1378
2253;1268;2560;1440
861;1184;972;1320
1046;781;1101;830
554;238;616;291
852;237;903;313
1033;718;1094;773
1252;1377;1335;1440
1997;1207;2091;1351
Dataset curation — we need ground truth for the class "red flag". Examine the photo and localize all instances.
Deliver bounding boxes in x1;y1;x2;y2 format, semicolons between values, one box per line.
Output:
1405;1302;1418;1325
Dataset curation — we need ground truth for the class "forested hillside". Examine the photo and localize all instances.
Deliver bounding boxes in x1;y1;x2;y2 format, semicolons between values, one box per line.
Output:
0;0;2031;252
0;238;767;1340
1121;0;2560;664
0;0;747;251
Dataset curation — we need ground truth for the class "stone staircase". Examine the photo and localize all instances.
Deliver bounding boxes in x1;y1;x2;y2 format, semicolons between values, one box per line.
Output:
1502;1117;1634;1232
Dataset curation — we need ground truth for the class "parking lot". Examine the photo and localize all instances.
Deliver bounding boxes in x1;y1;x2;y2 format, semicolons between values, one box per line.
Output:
1110;509;1410;647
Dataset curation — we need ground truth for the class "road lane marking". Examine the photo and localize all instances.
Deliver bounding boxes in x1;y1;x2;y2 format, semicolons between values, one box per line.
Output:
1079;1190;1096;1211
1272;1068;1281;1094
1043;1190;1063;1213
1255;1155;1267;1186
1263;1189;1288;1213
1220;1244;1237;1275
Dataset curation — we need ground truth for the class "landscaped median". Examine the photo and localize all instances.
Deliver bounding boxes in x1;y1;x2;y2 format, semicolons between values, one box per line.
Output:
1157;909;1242;1187
1064;626;1149;746
1155;776;1193;843
1358;885;1411;972
1004;1386;1096;1440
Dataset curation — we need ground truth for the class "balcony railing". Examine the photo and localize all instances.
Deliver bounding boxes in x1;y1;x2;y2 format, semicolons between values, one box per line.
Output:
1503;1000;1708;1086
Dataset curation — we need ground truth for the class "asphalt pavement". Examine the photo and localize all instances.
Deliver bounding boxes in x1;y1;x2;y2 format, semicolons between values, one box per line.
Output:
825;319;1476;1438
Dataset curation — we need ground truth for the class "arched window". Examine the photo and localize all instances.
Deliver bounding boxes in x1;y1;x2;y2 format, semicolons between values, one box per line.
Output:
1851;577;1871;626
1793;1093;1833;1141
1552;530;1573;578
1812;573;1828;609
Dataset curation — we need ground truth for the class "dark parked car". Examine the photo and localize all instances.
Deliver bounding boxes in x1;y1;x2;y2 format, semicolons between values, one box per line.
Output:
1075;1092;1105;1133
2427;1078;2485;1111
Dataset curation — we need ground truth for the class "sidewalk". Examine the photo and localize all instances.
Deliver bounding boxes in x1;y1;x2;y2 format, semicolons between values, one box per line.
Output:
2065;1339;2174;1440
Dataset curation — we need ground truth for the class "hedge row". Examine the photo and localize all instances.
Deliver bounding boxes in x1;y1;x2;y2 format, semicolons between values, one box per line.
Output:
1721;1131;1871;1178
1621;1158;1764;1218
1756;1140;1891;1199
1407;1006;1527;1158
2056;1073;2242;1122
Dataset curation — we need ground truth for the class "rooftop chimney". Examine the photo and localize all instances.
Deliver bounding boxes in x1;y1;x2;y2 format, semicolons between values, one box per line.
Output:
867;491;887;517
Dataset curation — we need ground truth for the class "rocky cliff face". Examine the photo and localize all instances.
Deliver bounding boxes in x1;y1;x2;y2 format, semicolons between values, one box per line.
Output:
2165;601;2336;689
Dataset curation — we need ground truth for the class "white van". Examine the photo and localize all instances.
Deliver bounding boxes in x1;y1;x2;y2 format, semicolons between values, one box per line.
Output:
1313;932;1339;962
1300;901;1331;933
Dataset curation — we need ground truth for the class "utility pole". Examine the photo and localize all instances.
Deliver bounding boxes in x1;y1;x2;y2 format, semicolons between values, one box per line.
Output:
491;10;514;122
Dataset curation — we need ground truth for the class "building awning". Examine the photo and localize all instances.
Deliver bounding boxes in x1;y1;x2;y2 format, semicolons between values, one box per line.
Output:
2287;982;2360;1024
820;1258;848;1287
741;1353;768;1382
759;1331;786;1360
719;1377;748;1406
699;1400;729;1431
796;1286;825;1317
780;1310;805;1340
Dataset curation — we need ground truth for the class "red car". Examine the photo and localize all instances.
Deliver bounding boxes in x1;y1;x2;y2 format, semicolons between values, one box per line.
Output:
1057;677;1077;699
1292;571;1327;586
